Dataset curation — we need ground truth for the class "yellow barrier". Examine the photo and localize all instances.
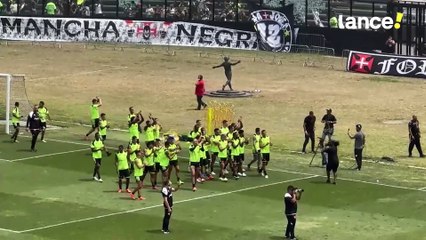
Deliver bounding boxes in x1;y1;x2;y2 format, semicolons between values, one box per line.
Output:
205;101;235;135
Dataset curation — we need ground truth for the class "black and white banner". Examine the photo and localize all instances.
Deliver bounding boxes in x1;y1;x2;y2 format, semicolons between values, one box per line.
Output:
347;51;426;78
0;17;257;50
251;9;293;52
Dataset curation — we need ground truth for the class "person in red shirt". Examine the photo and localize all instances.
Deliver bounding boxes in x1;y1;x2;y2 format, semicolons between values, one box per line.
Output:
195;75;207;110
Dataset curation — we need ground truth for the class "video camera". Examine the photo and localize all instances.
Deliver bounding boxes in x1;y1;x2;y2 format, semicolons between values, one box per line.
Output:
294;188;304;193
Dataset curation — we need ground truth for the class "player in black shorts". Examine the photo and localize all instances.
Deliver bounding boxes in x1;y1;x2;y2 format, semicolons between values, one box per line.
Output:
323;140;340;184
238;130;248;177
142;141;157;189
115;145;131;193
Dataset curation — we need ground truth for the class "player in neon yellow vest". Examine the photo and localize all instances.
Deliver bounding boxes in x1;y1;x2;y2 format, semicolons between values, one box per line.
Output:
247;128;261;171
189;138;203;191
209;128;221;176
11;102;22;143
259;129;272;179
90;133;109;182
128;107;144;141
85;97;102;139
237;129;248;177
144;120;156;146
151;117;163;140
230;131;241;179
166;136;183;185
99;113;110;142
141;141;157;189
130;151;146;200
200;127;213;180
115;145;131;193
38;101;50;143
154;139;169;184
217;134;229;182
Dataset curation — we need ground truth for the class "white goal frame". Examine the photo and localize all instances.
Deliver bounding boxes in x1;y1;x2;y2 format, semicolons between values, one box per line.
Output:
1;73;12;134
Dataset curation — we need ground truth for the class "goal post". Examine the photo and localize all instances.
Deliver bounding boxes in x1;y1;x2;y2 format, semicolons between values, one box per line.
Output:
0;74;12;134
0;74;33;134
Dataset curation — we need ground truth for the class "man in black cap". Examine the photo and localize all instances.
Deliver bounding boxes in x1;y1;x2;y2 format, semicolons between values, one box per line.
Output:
302;111;316;153
348;124;366;170
408;115;424;158
321;109;337;141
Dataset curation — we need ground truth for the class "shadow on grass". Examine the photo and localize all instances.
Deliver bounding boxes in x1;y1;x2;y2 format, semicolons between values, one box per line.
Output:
146;229;164;234
78;178;95;182
119;196;136;201
269;236;284;240
309;179;328;185
16;149;32;152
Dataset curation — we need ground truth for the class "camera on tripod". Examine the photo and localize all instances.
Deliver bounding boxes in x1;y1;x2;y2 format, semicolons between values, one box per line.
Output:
295;188;304;193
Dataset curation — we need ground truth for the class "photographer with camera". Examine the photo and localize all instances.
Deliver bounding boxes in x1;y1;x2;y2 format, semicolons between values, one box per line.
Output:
321;109;336;141
323;140;340;184
284;185;303;240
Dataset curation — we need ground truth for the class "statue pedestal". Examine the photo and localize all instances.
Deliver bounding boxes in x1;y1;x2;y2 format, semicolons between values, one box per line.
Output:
204;90;254;98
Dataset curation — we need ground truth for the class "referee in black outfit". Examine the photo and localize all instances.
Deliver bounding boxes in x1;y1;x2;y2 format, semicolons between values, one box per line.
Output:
408;115;424;157
161;181;180;234
26;105;42;152
284;185;302;240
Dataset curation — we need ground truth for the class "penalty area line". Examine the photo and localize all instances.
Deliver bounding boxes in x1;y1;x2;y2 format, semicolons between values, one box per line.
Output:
10;148;88;162
17;175;318;233
0;227;20;234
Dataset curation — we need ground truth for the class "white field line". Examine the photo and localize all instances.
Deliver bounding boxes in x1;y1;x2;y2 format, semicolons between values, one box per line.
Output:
10;148;88;162
418;187;426;190
270;168;426;193
408;165;426;170
29;66;128;81
0;158;12;162
17;175;318;233
0;228;20;234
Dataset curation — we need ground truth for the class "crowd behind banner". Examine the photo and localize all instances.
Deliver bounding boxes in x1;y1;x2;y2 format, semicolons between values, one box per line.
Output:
0;0;391;28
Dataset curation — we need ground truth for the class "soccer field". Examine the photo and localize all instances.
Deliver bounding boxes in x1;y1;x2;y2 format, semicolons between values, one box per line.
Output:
1;128;426;240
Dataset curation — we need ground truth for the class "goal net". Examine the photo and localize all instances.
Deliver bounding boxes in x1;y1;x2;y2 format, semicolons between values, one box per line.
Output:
0;74;33;134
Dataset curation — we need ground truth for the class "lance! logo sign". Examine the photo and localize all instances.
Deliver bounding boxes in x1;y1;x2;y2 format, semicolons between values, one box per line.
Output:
251;10;292;53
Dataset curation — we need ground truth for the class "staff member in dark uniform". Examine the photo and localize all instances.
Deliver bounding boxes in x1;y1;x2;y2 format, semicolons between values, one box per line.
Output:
408;115;424;158
26;105;42;152
302;111;316;153
161;180;180;234
347;124;366;170
284;185;302;240
321;109;337;141
323;140;340;184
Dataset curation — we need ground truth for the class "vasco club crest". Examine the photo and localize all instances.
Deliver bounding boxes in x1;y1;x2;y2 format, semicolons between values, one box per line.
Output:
251;10;292;53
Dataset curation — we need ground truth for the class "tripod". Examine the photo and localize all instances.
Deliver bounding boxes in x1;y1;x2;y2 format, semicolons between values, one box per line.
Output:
309;138;325;166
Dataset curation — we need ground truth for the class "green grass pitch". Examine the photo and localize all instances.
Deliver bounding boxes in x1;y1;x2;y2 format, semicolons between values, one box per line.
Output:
0;128;426;240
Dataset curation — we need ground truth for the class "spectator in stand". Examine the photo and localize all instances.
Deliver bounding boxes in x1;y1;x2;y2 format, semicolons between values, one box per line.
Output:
145;4;155;18
20;0;37;15
94;0;103;17
195;75;207;110
384;36;396;54
329;11;338;28
9;0;17;14
45;0;57;15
